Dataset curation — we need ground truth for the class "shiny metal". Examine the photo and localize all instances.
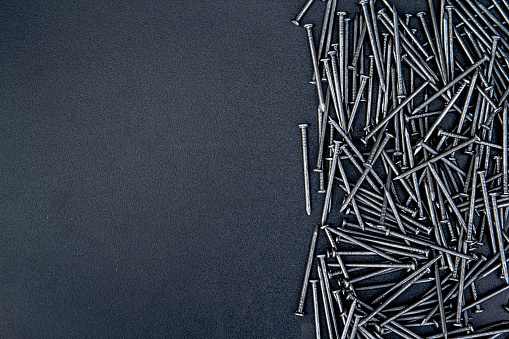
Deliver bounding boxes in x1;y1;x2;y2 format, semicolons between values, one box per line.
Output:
291;0;316;26
321;141;341;225
318;255;340;339
304;24;326;112
340;132;393;212
358;254;443;326
503;104;508;196
338;12;347;101
419;81;468;146
365;55;374;131
417;11;446;83
491;193;509;283
411;54;489;115
428;0;447;83
295;225;320;316
322;58;344;126
299;124;311;215
478;170;497;254
347;74;369;132
446;6;454;82
363;81;430;142
341;298;357;339
316;262;334;339
470;280;484;313
359;0;386;92
310;279;321;339
316;0;333;63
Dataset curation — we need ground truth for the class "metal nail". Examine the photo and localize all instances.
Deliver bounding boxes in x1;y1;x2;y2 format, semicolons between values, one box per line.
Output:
291;0;316;26
295;225;320;316
299;124;312;215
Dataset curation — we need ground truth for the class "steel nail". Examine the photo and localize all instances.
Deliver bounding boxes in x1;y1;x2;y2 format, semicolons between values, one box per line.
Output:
299;124;312;215
359;0;386;92
490;193;509;283
291;0;316;26
295;225;320;316
303;24;326;112
309;279;321;339
316;261;334;339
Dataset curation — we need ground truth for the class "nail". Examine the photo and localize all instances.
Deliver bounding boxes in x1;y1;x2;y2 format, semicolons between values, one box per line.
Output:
487;36;500;83
395;137;479;181
503;104;508;196
428;164;468;233
340;132;393;212
338;12;347;99
350;315;361;339
321;141;341;225
322;58;345;128
323;0;337;60
318;255;340;339
340;298;357;339
490;193;509;283
291;0;316;26
359;0;386;92
326;227;401;263
299;124;311;215
452;2;495;53
470;280;484;313
347;74;369;132
466;152;481;243
411;54;490;115
336;153;365;230
456;70;479;139
303;24;326;113
377;10;438;84
344;18;351;107
316;261;334;339
420;81;468;146
295;225;320;316
358;254;442;326
455;241;469;326
350;18;367;69
427;0;447;82
416;11;446;83
365;55;375;131
363;81;429;143
328;50;345;126
491;0;509;34
463;284;509;312
339;143;382;192
316;0;334;64
309;279;321;339
434;261;448;339
369;0;384;66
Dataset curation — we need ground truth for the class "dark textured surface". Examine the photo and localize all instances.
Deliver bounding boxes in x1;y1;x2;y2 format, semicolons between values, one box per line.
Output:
1;0;508;338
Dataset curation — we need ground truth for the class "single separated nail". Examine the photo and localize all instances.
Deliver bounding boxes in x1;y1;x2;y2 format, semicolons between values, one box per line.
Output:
299;124;311;215
291;0;316;26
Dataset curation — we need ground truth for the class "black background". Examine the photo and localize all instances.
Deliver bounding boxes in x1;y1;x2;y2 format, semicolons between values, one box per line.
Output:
2;0;508;338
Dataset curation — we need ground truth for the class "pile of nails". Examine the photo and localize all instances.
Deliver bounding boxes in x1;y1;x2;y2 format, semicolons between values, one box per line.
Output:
292;0;509;338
